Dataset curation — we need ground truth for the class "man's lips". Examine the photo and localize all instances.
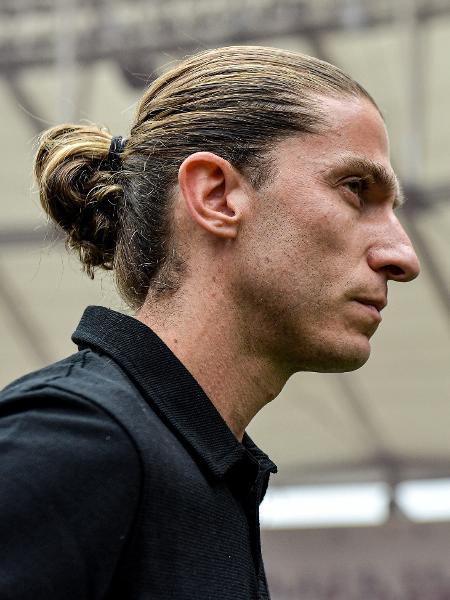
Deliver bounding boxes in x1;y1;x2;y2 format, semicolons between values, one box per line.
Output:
355;297;387;312
353;297;387;321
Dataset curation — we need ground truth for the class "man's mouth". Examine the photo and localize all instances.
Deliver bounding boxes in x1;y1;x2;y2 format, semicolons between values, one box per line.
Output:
353;297;387;321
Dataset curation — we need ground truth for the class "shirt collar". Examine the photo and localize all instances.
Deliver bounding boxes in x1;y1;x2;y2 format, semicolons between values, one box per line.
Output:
72;306;277;481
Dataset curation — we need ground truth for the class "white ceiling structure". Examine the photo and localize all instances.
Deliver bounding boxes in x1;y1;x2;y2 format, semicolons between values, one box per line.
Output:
1;0;449;507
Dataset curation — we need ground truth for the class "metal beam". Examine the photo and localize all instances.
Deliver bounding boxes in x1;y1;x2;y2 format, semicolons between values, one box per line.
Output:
4;74;49;134
273;455;450;486
0;225;63;247
0;264;54;366
402;206;450;321
1;0;450;73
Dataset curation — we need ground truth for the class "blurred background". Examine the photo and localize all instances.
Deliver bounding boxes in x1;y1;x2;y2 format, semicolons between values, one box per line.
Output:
1;0;449;598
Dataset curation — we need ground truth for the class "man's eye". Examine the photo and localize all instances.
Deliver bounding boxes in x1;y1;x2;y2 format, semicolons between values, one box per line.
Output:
344;179;365;196
342;178;369;207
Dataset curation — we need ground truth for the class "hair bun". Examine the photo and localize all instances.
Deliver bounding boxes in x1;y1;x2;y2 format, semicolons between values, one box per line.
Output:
34;124;124;276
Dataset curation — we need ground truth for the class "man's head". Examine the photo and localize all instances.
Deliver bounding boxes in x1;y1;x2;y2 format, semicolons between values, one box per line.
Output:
178;95;419;376
34;45;419;375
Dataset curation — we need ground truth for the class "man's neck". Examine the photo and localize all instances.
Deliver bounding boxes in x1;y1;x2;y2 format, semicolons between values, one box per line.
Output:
136;289;286;441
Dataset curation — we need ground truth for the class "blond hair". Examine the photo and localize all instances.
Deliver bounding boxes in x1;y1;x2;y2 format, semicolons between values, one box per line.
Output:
34;45;377;309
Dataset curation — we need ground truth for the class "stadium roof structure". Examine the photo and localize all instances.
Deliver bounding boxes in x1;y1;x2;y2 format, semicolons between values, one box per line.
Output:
1;0;449;507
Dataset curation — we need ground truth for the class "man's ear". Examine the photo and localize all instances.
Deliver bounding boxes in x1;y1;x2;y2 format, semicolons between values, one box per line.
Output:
178;152;246;239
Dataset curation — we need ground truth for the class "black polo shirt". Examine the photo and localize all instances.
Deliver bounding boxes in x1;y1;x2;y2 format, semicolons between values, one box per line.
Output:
0;306;277;599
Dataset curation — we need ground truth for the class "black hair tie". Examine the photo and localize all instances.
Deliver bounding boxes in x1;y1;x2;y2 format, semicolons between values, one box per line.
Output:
106;135;127;172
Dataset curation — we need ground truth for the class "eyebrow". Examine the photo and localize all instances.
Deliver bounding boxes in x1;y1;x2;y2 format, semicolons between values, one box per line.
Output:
330;155;404;209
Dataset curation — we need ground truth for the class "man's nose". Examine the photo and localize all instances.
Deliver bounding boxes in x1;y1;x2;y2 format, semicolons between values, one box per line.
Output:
367;215;421;282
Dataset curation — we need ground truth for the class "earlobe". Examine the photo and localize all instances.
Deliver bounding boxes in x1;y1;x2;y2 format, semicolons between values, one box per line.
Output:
178;152;244;239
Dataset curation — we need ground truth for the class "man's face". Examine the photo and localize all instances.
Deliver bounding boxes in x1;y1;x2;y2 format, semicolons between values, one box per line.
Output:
232;96;420;374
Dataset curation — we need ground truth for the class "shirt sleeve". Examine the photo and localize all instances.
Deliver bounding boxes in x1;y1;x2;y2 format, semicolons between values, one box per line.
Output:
0;386;142;600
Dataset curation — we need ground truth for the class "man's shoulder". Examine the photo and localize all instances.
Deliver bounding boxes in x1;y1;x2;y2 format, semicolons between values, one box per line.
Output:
0;348;178;457
0;351;145;599
1;351;83;395
1;349;136;411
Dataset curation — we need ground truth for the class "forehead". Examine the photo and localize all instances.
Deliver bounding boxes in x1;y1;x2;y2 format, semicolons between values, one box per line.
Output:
270;95;400;198
274;96;389;165
317;95;389;155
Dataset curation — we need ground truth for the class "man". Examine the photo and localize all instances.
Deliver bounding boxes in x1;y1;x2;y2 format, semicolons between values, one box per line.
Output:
0;46;419;599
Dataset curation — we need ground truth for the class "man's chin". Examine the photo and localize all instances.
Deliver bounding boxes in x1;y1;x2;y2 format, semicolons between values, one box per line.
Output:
300;337;371;373
319;353;369;373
